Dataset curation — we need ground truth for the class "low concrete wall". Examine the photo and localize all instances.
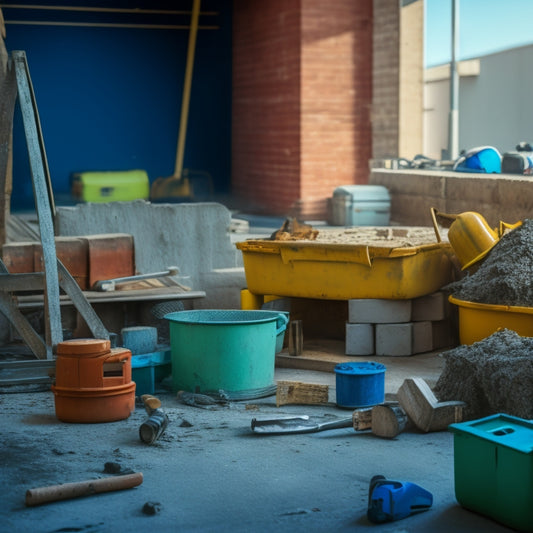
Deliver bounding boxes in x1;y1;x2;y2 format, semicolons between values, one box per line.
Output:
56;201;247;308
370;169;533;227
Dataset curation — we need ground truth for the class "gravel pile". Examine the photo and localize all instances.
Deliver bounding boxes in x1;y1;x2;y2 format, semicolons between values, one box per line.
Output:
446;218;533;306
435;329;533;420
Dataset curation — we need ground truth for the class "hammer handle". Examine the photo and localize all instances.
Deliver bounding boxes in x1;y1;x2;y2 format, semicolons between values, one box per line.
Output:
25;472;143;506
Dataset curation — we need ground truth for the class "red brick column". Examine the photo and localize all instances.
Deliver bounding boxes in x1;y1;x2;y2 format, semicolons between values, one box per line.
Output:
232;0;373;219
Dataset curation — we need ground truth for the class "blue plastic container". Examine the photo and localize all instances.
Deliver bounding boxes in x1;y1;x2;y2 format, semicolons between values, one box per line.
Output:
131;349;171;396
334;362;386;408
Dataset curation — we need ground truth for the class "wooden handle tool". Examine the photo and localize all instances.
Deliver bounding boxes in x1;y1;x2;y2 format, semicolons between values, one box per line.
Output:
25;472;143;507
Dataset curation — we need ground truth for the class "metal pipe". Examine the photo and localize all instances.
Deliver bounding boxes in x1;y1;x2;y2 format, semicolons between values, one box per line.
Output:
1;4;217;16
174;0;201;178
5;21;217;30
448;0;460;160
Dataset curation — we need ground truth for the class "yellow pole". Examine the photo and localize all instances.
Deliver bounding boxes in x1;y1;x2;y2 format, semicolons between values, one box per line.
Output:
174;0;200;178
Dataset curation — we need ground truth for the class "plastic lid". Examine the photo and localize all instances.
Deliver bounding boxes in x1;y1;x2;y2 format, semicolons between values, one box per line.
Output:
334;362;386;375
57;338;111;356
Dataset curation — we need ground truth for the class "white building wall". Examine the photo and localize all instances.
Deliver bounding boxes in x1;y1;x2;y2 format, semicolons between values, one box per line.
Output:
424;44;533;160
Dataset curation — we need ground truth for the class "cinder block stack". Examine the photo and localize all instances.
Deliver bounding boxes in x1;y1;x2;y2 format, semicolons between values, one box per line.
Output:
345;291;456;356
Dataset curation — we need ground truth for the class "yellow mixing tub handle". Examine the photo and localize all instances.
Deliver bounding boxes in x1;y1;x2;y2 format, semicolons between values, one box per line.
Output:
498;220;522;237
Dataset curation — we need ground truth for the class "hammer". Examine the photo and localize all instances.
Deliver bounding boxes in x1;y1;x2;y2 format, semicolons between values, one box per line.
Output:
92;266;180;291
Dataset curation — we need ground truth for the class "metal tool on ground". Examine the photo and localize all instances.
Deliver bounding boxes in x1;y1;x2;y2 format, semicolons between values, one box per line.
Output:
139;394;169;444
367;475;433;524
92;266;179;291
25;472;143;506
140;408;169;445
177;389;230;409
251;415;360;435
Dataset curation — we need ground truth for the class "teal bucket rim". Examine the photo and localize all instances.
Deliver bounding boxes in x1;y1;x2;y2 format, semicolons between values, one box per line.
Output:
164;309;288;328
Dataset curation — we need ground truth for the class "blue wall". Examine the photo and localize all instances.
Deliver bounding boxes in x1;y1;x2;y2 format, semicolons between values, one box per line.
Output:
3;1;232;210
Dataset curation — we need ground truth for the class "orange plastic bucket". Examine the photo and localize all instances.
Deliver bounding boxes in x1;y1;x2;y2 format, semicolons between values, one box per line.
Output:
52;339;135;423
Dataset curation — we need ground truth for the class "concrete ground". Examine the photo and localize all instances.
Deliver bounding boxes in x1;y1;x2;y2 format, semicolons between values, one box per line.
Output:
1;358;514;533
0;212;516;532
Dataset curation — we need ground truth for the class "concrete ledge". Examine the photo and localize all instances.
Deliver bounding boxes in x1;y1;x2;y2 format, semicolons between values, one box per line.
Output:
56;201;240;293
370;169;533;226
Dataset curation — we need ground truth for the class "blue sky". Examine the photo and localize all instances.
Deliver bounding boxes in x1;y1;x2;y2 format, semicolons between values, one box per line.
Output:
425;0;533;67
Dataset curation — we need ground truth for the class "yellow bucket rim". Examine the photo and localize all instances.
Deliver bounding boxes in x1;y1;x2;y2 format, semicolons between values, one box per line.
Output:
449;295;533;314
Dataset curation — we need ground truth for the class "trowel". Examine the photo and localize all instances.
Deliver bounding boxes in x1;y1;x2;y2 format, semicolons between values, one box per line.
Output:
367;475;433;523
251;415;357;435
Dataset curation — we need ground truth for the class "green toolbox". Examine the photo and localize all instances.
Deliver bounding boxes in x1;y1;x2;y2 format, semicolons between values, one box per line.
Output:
71;169;150;202
449;413;533;532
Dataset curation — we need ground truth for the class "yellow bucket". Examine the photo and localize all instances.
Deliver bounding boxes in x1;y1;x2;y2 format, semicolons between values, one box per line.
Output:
449;295;533;344
431;208;499;270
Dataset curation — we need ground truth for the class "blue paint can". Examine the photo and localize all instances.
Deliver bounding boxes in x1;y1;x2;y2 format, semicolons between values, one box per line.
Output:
334;362;386;408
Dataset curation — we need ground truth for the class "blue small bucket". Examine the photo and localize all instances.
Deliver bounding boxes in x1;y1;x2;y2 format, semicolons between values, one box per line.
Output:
334;362;386;408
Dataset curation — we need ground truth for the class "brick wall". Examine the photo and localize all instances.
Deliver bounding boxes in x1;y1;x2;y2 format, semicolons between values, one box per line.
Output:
372;0;400;159
232;0;373;219
299;0;373;219
232;0;301;215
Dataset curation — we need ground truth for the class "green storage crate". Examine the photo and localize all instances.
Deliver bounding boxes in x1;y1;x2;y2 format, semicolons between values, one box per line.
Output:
449;414;533;532
71;169;150;203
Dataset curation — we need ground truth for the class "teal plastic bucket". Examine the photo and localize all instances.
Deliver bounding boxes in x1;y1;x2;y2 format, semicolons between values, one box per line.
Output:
165;310;288;399
334;362;386;408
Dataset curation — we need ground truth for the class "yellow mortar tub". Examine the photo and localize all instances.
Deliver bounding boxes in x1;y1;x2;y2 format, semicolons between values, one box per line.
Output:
449;295;533;345
235;240;455;300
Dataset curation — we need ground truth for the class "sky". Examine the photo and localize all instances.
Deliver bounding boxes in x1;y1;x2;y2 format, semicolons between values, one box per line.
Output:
425;0;533;67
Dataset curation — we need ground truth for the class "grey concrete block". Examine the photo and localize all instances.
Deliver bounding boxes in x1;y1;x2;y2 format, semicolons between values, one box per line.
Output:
196;268;247;309
375;323;413;356
376;321;434;356
345;322;374;355
412;292;447;321
348;298;412;324
56;201;240;291
412;321;433;354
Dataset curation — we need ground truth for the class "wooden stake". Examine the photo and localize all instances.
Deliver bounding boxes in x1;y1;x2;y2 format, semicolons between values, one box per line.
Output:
276;380;329;407
288;320;303;356
25;472;143;507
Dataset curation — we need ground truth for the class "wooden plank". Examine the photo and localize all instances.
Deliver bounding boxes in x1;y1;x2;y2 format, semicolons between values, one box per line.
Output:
397;377;465;432
276;380;329;407
352;407;373;430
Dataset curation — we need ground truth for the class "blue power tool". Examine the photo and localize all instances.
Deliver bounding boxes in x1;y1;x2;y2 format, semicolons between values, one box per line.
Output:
367;475;433;524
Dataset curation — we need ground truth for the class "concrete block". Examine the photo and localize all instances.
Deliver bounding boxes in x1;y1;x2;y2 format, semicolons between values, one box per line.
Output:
375;323;413;356
56;201;240;290
348;298;411;324
121;326;158;354
196;268;247;309
375;321;432;356
412;291;447;322
412;321;433;354
345;323;374;355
